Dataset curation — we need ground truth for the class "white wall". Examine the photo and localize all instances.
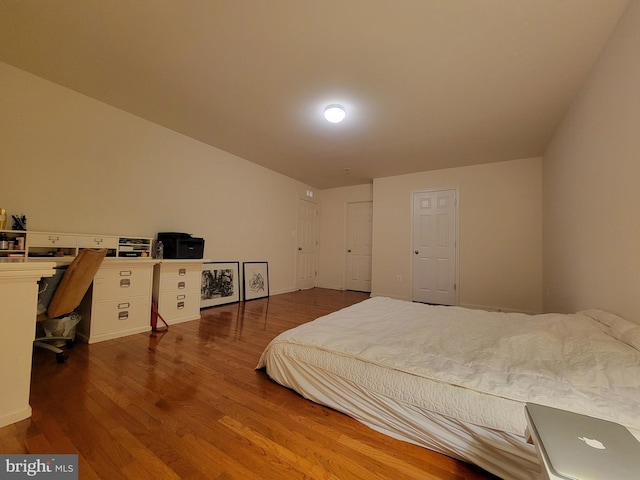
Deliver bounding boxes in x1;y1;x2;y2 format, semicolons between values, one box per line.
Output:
0;62;311;296
543;0;640;323
372;158;543;313
317;184;373;290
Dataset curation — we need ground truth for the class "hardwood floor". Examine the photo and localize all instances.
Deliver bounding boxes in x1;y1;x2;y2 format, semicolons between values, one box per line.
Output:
1;288;498;479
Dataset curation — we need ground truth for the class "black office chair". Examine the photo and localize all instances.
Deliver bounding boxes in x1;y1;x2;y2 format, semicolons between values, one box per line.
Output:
35;248;107;363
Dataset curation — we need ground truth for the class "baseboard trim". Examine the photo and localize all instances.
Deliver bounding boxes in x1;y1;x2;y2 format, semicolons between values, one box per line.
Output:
0;406;31;429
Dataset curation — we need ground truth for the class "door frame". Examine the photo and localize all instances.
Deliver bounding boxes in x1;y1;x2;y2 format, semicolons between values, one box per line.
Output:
410;188;460;305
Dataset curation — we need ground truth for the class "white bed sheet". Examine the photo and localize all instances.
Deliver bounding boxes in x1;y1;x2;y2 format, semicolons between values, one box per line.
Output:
257;297;640;480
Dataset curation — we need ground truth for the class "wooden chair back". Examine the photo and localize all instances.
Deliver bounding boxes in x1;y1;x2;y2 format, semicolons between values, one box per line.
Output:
47;248;107;318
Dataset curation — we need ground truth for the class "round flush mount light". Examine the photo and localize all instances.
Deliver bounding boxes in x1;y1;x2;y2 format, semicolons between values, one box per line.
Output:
324;104;346;123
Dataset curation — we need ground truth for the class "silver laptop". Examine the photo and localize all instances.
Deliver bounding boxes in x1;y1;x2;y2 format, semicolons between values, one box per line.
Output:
525;403;640;480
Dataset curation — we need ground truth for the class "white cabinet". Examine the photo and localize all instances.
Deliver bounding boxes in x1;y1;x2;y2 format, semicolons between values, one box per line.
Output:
28;232;78;247
27;232;79;259
152;260;204;325
77;260;157;343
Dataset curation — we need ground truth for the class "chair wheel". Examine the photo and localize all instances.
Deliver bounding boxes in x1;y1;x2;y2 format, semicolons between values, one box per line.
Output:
65;339;75;349
56;352;68;364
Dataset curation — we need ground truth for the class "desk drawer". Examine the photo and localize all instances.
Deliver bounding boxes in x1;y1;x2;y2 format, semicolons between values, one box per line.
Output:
91;296;150;336
157;291;200;321
29;233;77;247
157;264;201;293
158;274;201;294
77;235;118;249
93;265;152;300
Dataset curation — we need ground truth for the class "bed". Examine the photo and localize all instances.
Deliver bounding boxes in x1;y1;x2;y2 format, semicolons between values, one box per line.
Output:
256;297;640;480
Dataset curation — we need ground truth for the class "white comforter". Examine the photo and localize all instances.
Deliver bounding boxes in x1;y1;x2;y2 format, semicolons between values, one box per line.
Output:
257;297;640;436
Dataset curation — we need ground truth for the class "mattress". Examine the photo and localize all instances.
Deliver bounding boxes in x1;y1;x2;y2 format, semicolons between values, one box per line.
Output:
257;297;640;480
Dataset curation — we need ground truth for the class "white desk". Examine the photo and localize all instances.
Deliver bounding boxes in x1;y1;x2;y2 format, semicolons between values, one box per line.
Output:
25;256;160;344
0;252;203;427
0;259;56;428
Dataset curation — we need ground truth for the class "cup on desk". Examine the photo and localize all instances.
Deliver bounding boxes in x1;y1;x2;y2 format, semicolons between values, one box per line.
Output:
16;237;25;250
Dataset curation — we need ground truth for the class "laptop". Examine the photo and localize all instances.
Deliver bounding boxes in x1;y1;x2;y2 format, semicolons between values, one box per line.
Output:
525;403;640;480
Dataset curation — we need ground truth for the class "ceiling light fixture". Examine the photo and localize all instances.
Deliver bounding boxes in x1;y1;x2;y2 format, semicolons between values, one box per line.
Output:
324;104;346;123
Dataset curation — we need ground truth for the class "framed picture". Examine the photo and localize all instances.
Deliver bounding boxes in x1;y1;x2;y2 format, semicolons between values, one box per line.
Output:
201;261;240;308
243;261;269;301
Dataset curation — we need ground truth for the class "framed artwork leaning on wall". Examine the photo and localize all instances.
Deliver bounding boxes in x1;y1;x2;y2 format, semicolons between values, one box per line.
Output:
201;261;240;308
243;261;269;301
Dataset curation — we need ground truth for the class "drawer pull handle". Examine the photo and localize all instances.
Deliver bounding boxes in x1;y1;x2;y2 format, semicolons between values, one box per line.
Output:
48;236;60;241
119;270;132;276
178;268;187;276
118;311;129;320
94;238;103;244
120;279;131;288
177;301;185;309
178;281;186;289
118;303;130;309
177;294;186;300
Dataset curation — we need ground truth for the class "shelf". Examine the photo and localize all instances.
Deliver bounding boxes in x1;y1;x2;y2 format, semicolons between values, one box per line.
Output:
118;237;152;258
1;230;154;261
0;230;27;257
0;250;26;258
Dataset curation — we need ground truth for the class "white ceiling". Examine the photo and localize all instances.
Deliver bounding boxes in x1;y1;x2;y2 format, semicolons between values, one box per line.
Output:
0;1;630;189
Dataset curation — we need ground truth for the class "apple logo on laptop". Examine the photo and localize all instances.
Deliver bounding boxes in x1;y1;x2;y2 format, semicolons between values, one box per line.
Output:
578;436;606;450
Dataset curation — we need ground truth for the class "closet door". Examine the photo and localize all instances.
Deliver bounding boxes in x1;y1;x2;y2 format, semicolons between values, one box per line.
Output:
295;199;318;290
412;190;457;305
345;201;372;292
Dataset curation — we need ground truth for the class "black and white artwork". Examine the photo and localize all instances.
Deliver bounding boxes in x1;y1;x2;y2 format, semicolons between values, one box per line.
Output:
201;262;240;308
243;261;269;301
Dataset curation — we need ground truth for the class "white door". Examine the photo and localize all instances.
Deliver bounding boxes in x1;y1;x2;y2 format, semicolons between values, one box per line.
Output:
345;201;373;292
412;190;457;305
296;199;318;290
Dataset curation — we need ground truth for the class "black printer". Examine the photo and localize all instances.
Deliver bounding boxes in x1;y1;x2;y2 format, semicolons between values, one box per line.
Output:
157;232;205;259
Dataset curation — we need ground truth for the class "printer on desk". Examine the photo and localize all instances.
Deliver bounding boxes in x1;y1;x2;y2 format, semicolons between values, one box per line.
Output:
157;232;205;259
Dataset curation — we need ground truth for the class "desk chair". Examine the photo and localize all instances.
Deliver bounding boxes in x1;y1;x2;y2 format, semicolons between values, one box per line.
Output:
35;248;107;363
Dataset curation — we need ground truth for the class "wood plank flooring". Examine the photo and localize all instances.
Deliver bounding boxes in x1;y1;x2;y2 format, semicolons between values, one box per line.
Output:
1;288;498;479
